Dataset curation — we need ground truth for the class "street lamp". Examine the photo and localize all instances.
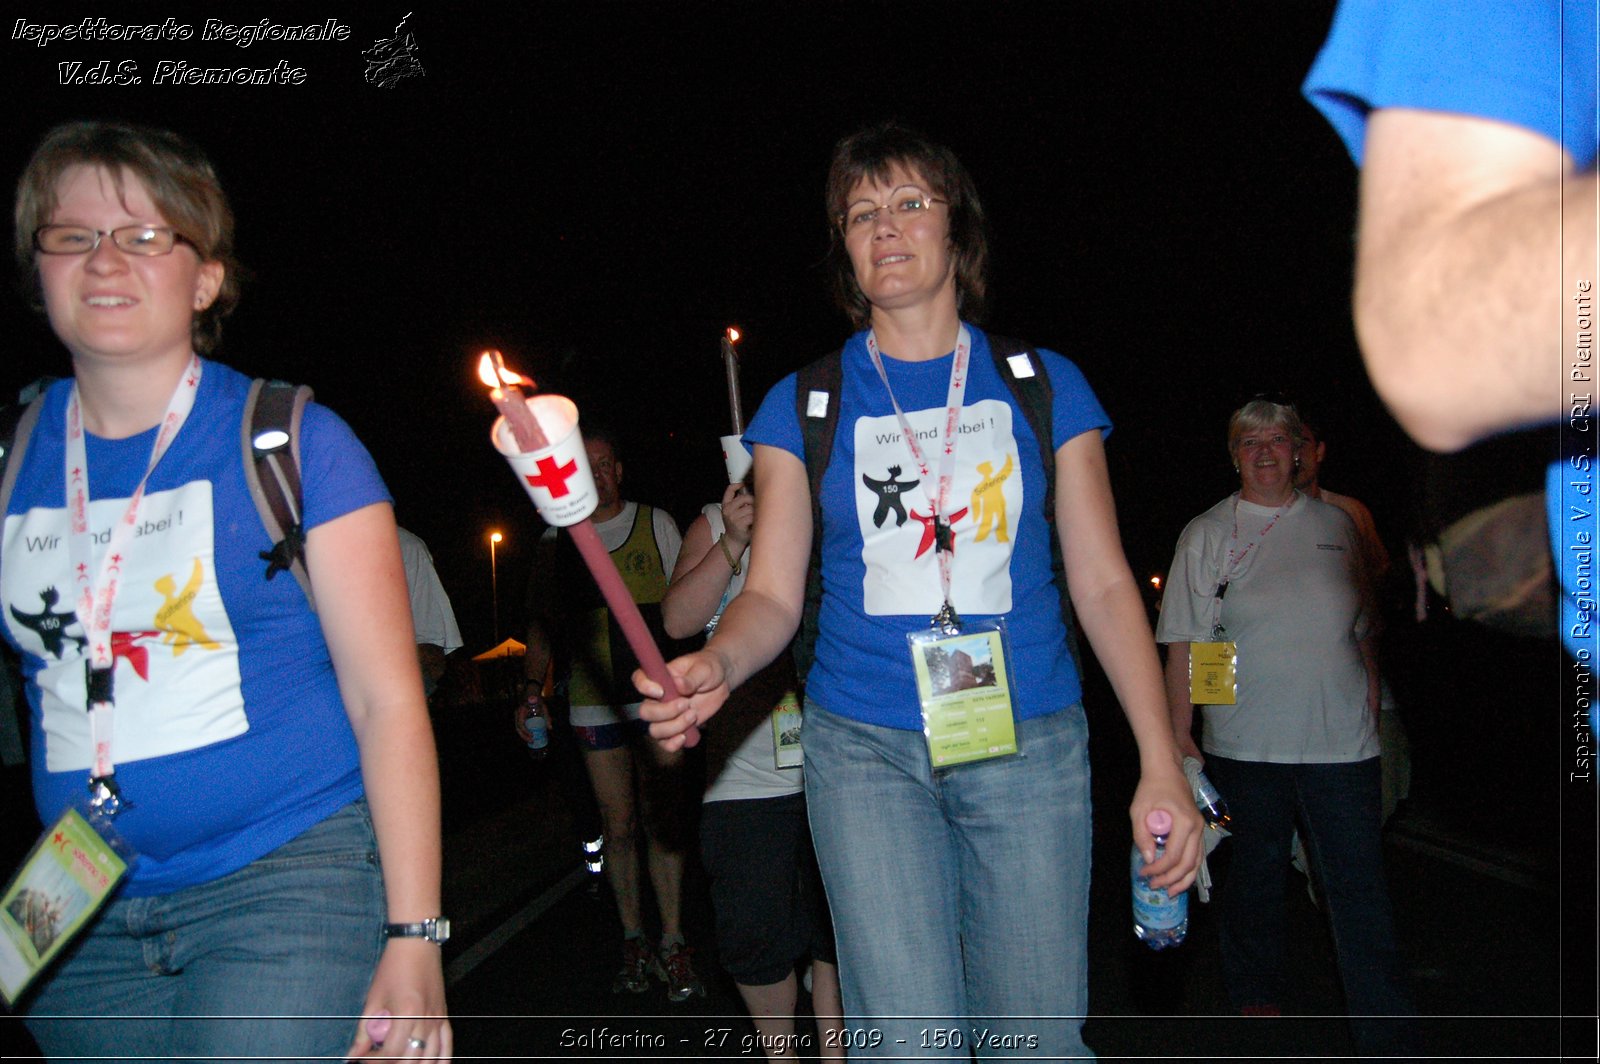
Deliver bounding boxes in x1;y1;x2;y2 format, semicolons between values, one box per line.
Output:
489;530;503;644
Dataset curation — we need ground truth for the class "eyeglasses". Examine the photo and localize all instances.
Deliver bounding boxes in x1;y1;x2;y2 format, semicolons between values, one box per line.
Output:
838;187;947;234
1236;433;1295;452
34;225;195;257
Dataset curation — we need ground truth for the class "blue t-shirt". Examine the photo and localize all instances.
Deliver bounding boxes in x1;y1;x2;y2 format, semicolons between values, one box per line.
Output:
1;361;391;894
1304;0;1600;672
745;326;1109;731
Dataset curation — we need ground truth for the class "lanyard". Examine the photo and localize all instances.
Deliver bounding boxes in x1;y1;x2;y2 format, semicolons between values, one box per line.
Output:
865;325;972;632
65;355;203;808
1212;491;1293;636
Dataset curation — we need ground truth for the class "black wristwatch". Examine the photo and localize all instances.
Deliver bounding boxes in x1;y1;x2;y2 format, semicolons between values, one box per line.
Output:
383;917;451;944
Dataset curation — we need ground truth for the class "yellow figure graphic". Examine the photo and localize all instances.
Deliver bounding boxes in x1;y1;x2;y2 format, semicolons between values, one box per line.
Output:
154;558;220;656
970;454;1015;543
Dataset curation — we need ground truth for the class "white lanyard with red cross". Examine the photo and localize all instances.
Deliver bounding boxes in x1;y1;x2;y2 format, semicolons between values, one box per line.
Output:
864;325;972;633
1190;491;1295;706
865;326;1020;768
65;355;202;811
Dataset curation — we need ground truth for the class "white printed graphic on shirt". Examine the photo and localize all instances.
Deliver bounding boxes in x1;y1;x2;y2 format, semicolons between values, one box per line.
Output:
2;481;246;772
853;398;1022;616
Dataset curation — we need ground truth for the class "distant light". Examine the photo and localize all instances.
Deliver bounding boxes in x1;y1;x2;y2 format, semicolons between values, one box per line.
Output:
1149;575;1162;590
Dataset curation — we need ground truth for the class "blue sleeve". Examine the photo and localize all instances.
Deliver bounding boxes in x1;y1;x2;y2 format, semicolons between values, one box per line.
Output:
1038;349;1111;449
297;403;392;531
1303;0;1593;169
744;371;804;460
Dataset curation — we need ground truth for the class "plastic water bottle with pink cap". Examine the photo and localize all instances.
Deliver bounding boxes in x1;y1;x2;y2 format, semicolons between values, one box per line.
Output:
1131;808;1188;949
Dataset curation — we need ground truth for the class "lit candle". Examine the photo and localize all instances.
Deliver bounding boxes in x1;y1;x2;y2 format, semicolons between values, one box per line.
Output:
479;351;698;745
718;328;753;484
479;350;548;451
720;326;743;435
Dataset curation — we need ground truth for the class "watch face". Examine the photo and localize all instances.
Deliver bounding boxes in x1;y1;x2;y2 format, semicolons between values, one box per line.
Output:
430;918;451;943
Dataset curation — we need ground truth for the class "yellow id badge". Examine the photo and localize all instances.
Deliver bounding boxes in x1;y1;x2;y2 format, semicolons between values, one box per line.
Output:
771;690;804;770
909;619;1019;768
0;804;130;1005
1189;641;1238;704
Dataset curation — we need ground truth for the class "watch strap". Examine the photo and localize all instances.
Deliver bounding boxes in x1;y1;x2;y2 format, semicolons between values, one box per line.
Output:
383;917;451;944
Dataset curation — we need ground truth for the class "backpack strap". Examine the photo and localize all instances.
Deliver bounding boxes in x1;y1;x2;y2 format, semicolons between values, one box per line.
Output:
987;334;1083;674
792;348;844;685
241;379;316;610
1;385;54;769
0;393;49;530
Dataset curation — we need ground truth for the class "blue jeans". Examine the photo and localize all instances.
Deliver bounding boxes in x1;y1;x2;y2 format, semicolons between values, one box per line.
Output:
803;701;1094;1061
1205;756;1417;1055
24;799;385;1061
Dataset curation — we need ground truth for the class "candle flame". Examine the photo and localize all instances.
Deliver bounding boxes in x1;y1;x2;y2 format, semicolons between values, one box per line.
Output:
477;350;533;390
1150;575;1162;589
725;327;741;344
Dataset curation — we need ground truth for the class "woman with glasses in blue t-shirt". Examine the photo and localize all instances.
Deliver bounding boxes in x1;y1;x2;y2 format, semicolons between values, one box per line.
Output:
3;121;449;1061
637;121;1200;1058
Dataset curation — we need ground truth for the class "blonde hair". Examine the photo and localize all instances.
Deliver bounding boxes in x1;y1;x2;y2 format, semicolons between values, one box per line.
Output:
1226;399;1304;459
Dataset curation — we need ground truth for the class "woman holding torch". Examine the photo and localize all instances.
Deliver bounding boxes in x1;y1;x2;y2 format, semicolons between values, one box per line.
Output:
2;122;448;1060
637;121;1200;1055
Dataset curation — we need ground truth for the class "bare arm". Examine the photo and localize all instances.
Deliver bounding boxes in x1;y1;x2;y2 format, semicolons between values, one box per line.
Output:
1355;107;1595;451
306;503;450;1061
660;483;754;639
637;445;810;748
1057;431;1201;891
1163;642;1203;764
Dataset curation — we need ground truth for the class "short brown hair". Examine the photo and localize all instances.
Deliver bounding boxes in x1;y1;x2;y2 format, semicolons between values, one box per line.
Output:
824;122;989;328
14;121;241;353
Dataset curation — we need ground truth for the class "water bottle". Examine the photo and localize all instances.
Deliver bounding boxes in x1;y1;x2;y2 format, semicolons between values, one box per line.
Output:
1132;809;1188;949
1192;767;1232;829
523;695;549;761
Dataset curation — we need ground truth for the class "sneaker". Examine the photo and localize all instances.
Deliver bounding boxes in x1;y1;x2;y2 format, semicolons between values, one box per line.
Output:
611;937;653;994
658;939;706;1003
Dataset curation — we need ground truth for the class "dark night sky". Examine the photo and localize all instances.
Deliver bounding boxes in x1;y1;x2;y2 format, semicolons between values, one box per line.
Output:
0;1;1432;650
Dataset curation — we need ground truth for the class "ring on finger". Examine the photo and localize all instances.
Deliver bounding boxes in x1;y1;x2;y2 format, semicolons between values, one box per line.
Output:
407;1036;427;1049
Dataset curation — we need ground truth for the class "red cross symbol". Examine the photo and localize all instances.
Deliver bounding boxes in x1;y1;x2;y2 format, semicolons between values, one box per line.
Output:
526;455;580;498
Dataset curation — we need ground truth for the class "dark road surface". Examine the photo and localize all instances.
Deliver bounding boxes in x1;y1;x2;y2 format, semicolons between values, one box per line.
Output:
3;618;1595;1061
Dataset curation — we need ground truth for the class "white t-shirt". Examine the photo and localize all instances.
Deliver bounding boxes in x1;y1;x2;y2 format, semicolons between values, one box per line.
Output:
397;527;462;653
696;503;803;803
1156;492;1379;764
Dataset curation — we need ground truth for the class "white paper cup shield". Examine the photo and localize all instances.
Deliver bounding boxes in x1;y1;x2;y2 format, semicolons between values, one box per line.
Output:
721;434;753;484
491;395;598;527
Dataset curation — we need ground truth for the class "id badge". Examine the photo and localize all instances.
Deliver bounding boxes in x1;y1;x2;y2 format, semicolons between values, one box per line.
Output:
1189;641;1238;705
0;803;131;1005
771;690;804;770
908;618;1019;768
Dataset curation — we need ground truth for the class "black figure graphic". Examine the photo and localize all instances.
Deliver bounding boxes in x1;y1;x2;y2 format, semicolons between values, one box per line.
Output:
11;587;87;659
862;465;922;528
